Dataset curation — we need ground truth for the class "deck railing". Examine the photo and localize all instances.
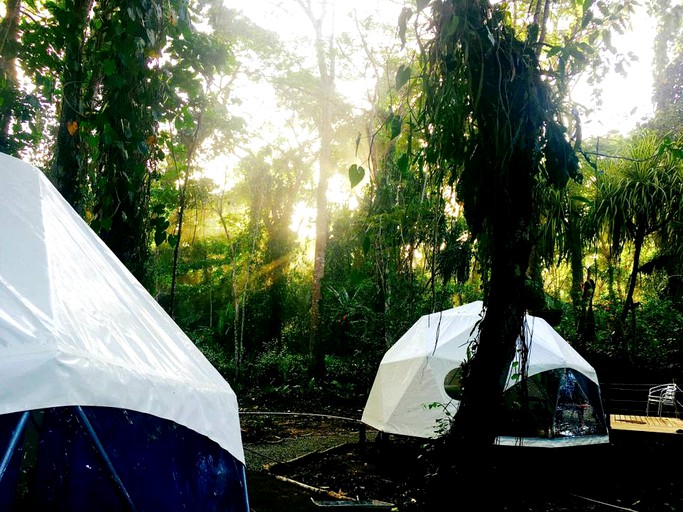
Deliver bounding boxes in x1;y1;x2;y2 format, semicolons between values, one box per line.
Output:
601;382;681;417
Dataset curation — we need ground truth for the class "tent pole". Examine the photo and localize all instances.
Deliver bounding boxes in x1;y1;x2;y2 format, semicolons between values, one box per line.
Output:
0;411;29;483
75;407;137;512
240;464;251;510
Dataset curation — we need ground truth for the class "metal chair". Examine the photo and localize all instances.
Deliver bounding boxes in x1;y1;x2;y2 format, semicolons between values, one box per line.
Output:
646;383;682;417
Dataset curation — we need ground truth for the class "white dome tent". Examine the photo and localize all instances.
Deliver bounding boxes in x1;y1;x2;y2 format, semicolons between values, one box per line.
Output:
361;301;609;447
0;152;249;510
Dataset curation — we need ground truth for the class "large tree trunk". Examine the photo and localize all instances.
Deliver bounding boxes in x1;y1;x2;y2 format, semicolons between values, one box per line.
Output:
568;205;593;350
301;1;336;380
93;0;165;285
618;223;645;360
49;0;93;214
450;0;537;445
568;213;584;312
309;82;332;379
169;161;190;318
445;152;533;483
428;0;571;501
169;125;202;318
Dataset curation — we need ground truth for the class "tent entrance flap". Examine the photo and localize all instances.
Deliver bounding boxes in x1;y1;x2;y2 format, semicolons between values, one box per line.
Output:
498;369;608;440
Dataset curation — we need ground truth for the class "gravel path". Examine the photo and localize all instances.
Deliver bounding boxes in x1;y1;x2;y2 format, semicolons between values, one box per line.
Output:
240;410;375;471
244;431;364;470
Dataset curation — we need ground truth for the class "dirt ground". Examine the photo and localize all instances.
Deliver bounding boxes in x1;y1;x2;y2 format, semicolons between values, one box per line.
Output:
241;405;683;512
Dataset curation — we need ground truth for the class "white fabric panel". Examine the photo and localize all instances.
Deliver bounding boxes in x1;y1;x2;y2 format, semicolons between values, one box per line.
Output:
362;357;459;439
505;315;599;387
0;152;244;464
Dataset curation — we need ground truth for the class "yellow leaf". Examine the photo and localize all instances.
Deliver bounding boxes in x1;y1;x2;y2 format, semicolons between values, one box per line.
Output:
67;121;78;136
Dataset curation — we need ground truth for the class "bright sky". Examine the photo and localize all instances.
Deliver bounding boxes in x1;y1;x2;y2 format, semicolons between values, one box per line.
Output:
571;2;657;138
225;0;658;140
224;0;404;118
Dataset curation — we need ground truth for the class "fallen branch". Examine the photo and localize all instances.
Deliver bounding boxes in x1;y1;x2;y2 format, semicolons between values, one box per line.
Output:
269;473;355;501
570;493;639;511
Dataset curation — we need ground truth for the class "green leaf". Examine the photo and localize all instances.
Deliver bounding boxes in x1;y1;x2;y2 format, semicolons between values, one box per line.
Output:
362;234;371;254
570;195;591;205
441;14;459;40
348;164;365;188
168;234;179;248
349;270;365;287
547;46;562;57
100;216;112;231
566;43;587;64
389;114;402;140
154;228;167;247
122;119;132;139
395;64;411;89
103;123;115;144
527;23;539;43
397;153;409;175
398;7;413;47
602;29;612;50
577;42;594;55
102;59;116;76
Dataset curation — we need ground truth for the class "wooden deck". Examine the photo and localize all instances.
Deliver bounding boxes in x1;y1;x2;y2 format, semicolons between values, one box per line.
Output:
609;413;683;435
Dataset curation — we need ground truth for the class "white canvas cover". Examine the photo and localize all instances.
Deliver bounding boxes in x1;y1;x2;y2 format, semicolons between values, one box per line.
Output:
362;301;608;445
0;152;244;464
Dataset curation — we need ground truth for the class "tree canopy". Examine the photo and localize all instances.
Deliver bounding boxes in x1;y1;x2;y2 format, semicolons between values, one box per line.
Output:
1;1;682;494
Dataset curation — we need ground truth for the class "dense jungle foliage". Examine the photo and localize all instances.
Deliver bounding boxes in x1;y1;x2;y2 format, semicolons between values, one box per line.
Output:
1;0;682;418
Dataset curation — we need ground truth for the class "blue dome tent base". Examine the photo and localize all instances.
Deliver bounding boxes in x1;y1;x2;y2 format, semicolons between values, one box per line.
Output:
0;406;250;512
0;412;27;507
